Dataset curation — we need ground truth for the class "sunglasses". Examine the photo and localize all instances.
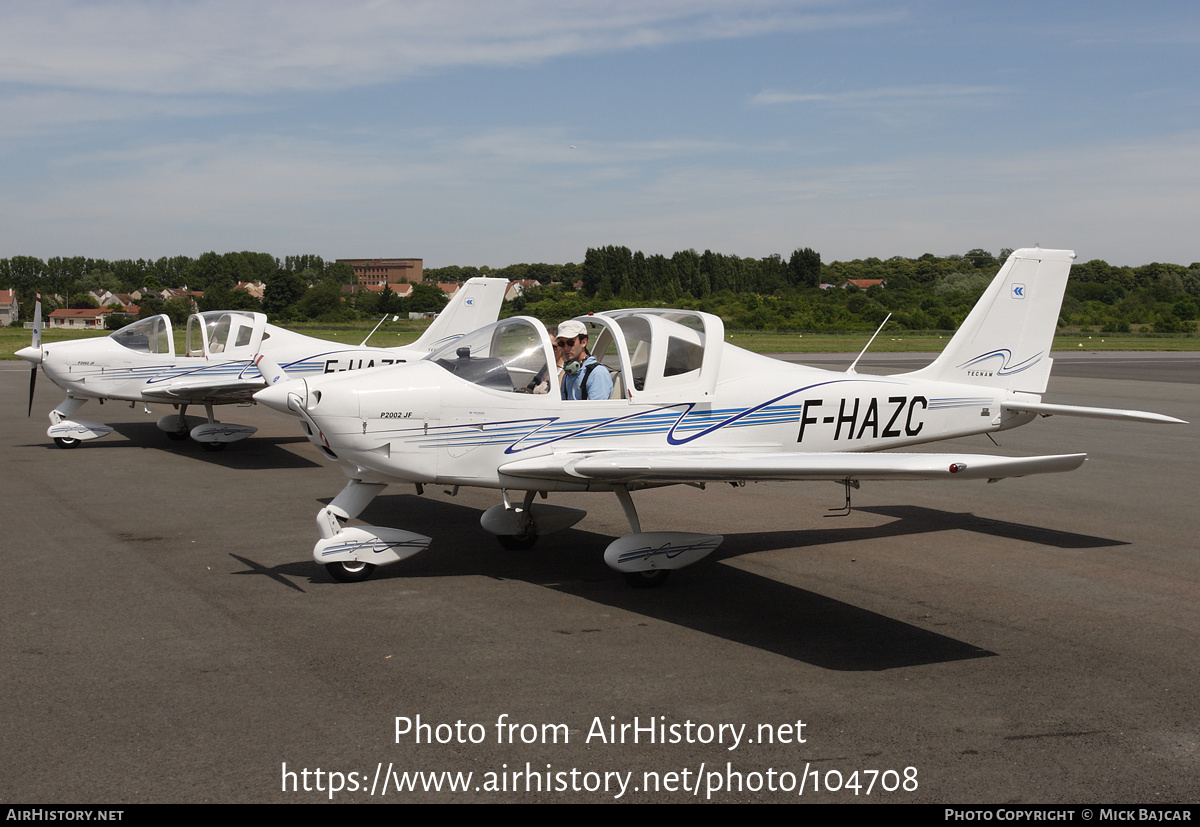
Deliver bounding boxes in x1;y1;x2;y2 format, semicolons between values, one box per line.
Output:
555;338;577;347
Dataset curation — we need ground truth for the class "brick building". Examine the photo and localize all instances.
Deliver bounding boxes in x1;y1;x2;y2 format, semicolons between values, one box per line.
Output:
338;258;423;289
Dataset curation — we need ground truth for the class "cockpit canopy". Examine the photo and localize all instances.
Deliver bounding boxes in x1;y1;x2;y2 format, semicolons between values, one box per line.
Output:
424;309;723;402
427;317;551;393
110;314;174;356
185;311;267;358
106;310;271;360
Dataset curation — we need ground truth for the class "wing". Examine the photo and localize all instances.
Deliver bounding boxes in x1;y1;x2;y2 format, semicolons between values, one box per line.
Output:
140;376;266;404
499;450;1087;485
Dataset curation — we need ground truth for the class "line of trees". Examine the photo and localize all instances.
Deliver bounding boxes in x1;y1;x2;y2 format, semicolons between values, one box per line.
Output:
2;247;1197;334
577;246;821;299
0;252;369;325
507;246;1198;333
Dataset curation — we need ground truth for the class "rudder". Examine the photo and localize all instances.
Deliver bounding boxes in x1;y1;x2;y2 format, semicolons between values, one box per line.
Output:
904;247;1075;394
408;277;508;353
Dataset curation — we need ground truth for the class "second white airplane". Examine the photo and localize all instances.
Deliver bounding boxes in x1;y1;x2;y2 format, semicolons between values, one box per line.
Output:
16;277;508;450
255;249;1185;586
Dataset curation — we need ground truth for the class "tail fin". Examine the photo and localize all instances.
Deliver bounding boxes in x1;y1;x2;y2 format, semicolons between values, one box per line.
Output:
406;277;508;353
904;248;1075;394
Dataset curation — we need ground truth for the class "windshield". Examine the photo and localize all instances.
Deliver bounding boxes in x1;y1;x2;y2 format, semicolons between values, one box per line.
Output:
426;317;551;393
110;315;173;355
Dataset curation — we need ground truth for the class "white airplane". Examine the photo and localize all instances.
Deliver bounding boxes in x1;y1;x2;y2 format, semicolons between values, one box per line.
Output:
253;249;1186;586
15;277;508;450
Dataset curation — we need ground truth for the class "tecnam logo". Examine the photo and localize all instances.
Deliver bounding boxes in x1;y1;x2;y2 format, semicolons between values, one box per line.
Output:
1011;283;1026;299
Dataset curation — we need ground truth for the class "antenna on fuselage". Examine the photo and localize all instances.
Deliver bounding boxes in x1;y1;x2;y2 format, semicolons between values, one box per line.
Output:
846;313;892;375
359;314;398;347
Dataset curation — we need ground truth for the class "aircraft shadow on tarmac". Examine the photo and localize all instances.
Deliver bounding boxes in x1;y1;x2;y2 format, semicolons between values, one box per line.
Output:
720;504;1128;555
63;421;324;470
218;494;1138;670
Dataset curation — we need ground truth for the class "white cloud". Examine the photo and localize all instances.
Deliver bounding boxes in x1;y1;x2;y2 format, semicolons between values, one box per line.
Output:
749;85;1009;108
0;0;884;96
0;91;260;140
5;127;1197;266
635;133;1200;265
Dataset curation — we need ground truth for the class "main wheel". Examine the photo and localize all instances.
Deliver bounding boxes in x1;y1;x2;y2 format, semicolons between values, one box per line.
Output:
165;430;188;441
496;532;538;550
622;569;670;588
325;561;377;583
200;440;227;452
53;437;80;449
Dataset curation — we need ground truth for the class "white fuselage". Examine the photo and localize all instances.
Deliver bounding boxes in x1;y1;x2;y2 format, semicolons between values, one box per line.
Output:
291;347;1031;492
37;327;423;405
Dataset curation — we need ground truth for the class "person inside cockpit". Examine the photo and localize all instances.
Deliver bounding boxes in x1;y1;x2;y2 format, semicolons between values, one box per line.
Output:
557;319;613;401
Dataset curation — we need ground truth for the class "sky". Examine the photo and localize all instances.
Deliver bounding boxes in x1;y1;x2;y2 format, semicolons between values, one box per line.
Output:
1;0;1198;267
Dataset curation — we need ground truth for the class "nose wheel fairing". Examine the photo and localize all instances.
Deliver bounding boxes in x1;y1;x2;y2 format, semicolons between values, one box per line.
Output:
312;481;432;582
313;525;432;570
47;398;112;446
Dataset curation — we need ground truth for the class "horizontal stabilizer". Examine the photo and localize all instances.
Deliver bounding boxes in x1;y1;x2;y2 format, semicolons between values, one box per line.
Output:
1003;401;1187;425
499;450;1088;484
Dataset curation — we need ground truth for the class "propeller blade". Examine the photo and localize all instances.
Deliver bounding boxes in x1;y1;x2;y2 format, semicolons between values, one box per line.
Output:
27;290;42;417
31;289;42;349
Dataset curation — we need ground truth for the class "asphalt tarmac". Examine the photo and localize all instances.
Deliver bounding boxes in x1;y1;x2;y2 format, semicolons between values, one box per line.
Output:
1;354;1197;803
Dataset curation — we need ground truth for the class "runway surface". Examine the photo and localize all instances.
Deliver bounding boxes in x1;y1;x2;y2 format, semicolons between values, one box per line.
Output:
1;355;1196;803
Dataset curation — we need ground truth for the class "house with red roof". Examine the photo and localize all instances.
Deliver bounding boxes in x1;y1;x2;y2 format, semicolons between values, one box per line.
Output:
349;283;413;298
48;308;112;329
0;289;18;326
505;279;541;301
838;279;886;290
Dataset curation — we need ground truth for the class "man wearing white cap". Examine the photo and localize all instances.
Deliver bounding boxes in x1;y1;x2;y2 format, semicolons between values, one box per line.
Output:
557;319;614;401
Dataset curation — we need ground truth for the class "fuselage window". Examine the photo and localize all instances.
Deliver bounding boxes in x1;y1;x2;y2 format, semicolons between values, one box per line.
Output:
664;336;702;377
